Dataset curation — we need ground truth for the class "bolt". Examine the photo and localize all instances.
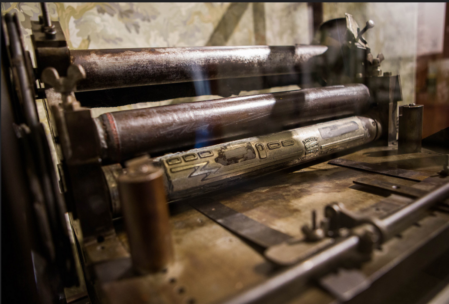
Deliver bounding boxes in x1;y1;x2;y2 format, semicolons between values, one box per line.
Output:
302;210;325;242
44;25;56;39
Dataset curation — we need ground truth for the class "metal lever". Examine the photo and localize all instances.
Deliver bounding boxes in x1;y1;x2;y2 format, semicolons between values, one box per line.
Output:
358;20;375;40
41;64;86;109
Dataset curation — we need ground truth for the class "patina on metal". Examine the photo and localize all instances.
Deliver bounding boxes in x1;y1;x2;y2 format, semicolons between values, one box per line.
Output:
159;115;380;201
69;45;327;91
398;104;423;154
96;84;372;162
118;156;174;274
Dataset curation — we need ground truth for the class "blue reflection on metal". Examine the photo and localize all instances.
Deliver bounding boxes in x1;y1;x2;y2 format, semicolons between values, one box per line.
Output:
192;67;212;148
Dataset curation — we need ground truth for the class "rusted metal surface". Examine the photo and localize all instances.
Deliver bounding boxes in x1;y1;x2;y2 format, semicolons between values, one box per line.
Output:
96;84;372;162
69;45;327;91
35;47;71;79
94;146;445;304
118;156;174;274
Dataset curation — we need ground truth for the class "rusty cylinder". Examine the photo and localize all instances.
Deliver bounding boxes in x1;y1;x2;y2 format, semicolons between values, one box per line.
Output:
398;104;423;154
70;45;327;91
96;84;372;162
117;156;174;274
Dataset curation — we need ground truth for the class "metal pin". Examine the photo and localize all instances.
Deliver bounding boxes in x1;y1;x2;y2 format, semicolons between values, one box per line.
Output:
40;3;52;28
40;3;56;38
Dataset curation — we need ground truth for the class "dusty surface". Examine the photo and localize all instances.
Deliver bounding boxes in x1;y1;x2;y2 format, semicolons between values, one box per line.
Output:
101;145;445;304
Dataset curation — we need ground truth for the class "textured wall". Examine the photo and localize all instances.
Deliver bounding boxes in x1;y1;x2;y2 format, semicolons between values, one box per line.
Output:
2;2;418;106
323;3;418;105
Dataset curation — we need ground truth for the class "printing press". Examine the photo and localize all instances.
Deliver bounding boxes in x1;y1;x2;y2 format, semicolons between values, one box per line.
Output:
2;4;449;304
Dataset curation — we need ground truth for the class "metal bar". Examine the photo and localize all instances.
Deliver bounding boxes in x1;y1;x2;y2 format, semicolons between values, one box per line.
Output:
382;181;449;240
96;84;371;162
5;13;39;127
328;158;430;181
353;177;427;198
191;200;292;248
40;3;52;28
69;45;327;91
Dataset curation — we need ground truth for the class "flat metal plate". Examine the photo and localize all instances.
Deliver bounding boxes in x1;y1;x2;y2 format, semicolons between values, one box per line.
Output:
328;158;430;181
354;177;429;198
191;199;293;248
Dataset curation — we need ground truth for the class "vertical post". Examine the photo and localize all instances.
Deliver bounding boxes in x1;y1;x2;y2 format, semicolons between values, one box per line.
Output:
118;156;174;274
40;3;56;38
40;3;52;28
308;3;323;43
443;3;449;58
398;104;423;153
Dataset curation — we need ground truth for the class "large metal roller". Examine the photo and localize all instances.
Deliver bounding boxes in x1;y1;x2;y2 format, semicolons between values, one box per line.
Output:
104;115;381;215
95;84;372;162
68;45;327;91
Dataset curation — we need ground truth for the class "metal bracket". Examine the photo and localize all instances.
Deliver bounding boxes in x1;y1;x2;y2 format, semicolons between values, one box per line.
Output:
42;64;114;244
31;21;67;48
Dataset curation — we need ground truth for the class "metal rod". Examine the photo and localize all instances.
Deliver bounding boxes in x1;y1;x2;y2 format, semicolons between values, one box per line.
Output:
95;84;371;162
40;3;52;28
69;45;327;91
382;181;449;240
5;14;39;127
